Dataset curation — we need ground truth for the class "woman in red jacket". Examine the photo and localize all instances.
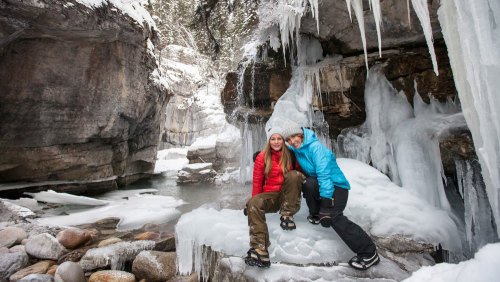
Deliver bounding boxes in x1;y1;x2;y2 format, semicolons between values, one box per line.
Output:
244;126;304;268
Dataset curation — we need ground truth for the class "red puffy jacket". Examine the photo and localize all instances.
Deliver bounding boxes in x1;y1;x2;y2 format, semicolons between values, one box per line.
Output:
252;150;300;196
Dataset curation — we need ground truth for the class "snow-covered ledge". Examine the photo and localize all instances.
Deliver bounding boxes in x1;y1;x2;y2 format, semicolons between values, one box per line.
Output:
175;159;462;280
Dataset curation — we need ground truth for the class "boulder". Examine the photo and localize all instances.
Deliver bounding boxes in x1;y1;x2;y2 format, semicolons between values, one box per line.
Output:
88;270;135;282
0;247;9;254
9;260;57;282
56;228;92;249
54;261;85;282
25;233;67;260
0;227;27;246
134;232;160;241
97;237;123;247
18;274;54;282
9;245;26;253
0;252;29;280
153;234;176;252
132;251;176;281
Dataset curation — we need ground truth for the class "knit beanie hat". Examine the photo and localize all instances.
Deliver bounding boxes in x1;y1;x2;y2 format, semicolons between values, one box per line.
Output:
281;123;303;140
266;126;284;141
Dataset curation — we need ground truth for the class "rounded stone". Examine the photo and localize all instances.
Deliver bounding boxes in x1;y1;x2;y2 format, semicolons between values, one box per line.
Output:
88;270;135;282
56;228;92;249
54;261;85;282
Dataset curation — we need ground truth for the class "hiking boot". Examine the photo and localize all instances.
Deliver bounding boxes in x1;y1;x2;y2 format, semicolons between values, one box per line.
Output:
307;214;320;225
280;216;296;230
348;251;380;270
244;248;270;268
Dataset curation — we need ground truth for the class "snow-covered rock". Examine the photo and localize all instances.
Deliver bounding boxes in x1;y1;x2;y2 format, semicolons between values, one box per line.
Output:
79;241;155;271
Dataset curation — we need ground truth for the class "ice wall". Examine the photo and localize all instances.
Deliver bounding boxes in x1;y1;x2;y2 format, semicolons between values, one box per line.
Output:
456;159;499;256
438;0;500;234
337;66;467;210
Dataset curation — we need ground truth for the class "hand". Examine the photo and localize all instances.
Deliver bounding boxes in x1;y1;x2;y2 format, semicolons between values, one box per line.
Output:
319;197;334;228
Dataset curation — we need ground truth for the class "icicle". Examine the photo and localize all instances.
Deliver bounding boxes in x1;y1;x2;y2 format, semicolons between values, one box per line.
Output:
411;0;439;75
351;0;369;72
371;0;383;57
308;0;320;34
407;0;411;26
345;0;353;22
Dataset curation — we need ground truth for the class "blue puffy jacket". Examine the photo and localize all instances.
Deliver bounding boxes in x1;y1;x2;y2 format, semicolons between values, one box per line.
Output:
288;127;350;198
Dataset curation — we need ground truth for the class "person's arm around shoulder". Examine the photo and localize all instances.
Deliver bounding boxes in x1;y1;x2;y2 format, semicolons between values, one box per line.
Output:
252;151;265;197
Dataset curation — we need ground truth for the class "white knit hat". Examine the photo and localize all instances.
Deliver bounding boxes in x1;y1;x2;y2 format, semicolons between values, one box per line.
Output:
266;126;284;141
281;123;303;139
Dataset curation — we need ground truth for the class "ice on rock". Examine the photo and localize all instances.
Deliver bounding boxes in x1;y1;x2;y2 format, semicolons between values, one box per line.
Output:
176;159;462;276
338;67;466;211
34;193;184;231
438;0;500;235
25;190;109;206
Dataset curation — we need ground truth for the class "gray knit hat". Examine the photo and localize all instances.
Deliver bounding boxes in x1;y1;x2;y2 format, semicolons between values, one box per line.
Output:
266;125;285;141
282;123;303;139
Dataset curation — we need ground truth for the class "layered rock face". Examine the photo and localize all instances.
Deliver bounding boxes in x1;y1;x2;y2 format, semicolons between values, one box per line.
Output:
0;0;167;193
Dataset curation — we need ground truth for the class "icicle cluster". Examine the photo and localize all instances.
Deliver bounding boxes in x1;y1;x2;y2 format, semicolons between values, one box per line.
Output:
438;0;500;236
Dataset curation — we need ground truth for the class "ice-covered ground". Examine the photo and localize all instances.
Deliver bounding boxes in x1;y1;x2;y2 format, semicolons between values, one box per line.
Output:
176;159;464;276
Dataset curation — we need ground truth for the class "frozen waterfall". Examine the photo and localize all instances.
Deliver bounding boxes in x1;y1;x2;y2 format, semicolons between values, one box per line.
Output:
438;0;500;234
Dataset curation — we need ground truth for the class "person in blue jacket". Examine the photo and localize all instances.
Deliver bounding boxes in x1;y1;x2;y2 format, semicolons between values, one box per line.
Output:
282;124;379;270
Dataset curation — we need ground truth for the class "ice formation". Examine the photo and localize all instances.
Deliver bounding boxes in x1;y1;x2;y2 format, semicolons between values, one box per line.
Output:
176;158;461;276
34;191;184;231
438;0;500;235
403;243;500;282
337;66;466;210
411;0;439;75
25;190;109;206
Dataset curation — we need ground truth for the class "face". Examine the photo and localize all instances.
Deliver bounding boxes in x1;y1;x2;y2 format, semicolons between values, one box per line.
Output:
287;134;303;149
269;134;284;151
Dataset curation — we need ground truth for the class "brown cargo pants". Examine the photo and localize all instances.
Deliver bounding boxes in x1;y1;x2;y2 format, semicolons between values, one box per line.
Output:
246;170;304;251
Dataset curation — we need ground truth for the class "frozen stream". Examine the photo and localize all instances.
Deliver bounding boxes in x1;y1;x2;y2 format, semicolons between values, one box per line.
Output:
29;177;251;234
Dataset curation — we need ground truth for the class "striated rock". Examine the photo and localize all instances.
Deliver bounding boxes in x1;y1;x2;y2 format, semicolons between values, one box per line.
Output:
9;245;26;253
56;228;92;249
0;0;167;193
134;232;160;241
0;227;27;245
9;260;56;282
97;237;123;247
25;233;67;260
132;251;176;282
18;274;54;282
54;261;85;282
0;252;29;279
88;270;135;282
79;241;155;271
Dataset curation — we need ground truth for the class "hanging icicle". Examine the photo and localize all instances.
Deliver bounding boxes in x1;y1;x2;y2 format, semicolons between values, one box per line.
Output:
411;0;439;75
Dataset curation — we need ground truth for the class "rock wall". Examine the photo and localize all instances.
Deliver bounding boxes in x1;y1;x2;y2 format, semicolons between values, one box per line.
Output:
0;0;168;194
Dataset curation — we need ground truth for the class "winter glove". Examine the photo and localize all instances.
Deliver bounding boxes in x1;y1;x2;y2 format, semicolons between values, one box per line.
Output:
319;196;335;228
243;207;248;216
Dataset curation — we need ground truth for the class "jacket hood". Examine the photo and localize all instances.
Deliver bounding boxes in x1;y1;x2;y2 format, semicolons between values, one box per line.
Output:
301;127;318;148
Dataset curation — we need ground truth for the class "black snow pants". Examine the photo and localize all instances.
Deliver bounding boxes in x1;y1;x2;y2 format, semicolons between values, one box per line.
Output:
302;177;377;257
